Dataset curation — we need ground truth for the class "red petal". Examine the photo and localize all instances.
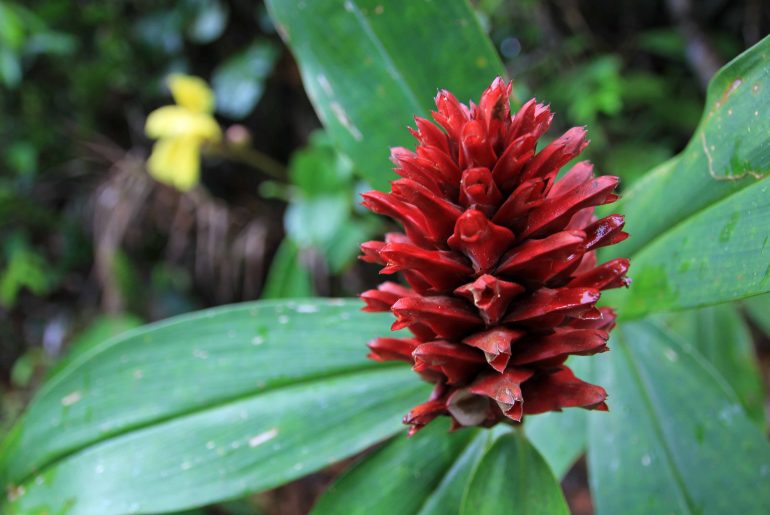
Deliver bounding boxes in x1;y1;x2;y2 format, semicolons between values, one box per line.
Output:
391;178;463;243
520;126;589;185
549;161;594;198
391;296;483;340
569;258;631;290
460;119;496;169
454;274;525;325
497;230;586;286
522;366;608;414
448;210;515;274
463;327;525;372
379;243;472;292
360;281;414;312
360;240;386;265
583;214;629;251
413;340;485;384
410;116;450;153
416;145;463;188
492;177;546;232
509;328;608;365
522;175;620;239
433;89;470;142
361;190;437;247
459;167;503;216
469;369;533;421
478;77;512;149
504;287;601;325
491;134;536;192
391;147;444;196
404;398;448;436
508;99;552;143
568;307;617;332
367;336;419;363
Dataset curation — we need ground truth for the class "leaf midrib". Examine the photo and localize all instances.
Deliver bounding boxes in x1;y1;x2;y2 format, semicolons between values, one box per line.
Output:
343;0;425;116
618;329;697;514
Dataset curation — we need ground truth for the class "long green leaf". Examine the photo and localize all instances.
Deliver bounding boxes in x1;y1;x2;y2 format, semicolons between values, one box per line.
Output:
261;239;315;299
311;420;490;515
524;357;590;479
587;320;770;515
460;432;569;515
265;0;505;191
601;35;770;317
607;178;770;317
660;305;765;426
0;299;430;513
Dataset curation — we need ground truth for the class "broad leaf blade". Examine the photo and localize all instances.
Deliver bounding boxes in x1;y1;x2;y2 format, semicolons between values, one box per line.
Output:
660;305;765;426
603;35;770;316
607;179;770;317
0;300;429;513
265;0;505;190
261;239;315;298
588;320;770;515
460;433;569;515
311;420;483;515
612;34;770;257
4;367;426;514
524;357;589;479
416;430;497;515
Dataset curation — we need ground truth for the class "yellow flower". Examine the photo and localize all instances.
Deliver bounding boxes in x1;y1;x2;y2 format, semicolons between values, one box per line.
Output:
145;74;222;191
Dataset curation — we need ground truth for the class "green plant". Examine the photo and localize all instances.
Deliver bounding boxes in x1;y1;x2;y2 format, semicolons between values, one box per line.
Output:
1;1;769;513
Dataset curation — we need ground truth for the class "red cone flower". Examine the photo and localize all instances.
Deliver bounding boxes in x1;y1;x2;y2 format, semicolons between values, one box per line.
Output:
360;77;630;435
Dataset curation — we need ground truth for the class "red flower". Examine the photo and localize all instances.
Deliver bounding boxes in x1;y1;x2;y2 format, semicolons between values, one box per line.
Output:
360;78;630;435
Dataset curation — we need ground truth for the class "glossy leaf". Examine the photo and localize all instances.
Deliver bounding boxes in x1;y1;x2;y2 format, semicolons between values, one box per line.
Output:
588;320;770;515
261;239;315;299
416;429;500;515
0;300;430;513
212;40;278;119
524;358;590;479
660;305;765;426
603;35;770;317
312;420;491;515
461;432;569;515
265;0;505;190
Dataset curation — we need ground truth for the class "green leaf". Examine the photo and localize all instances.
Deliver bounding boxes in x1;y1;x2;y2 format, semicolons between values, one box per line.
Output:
187;0;229;44
461;432;569;515
212;40;278;119
312;420;487;515
416;429;502;515
659;305;765;426
285;194;351;249
289;131;354;196
45;314;144;380
603;35;770;317
265;0;505;190
743;293;770;338
524;358;590;479
261;239;315;299
0;299;430;513
588;320;770;515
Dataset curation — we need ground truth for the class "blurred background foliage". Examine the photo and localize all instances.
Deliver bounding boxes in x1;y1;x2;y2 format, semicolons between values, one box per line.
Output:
1;0;768;513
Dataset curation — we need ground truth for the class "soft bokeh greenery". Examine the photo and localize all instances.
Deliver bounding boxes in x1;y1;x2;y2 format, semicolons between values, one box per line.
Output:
1;1;768;513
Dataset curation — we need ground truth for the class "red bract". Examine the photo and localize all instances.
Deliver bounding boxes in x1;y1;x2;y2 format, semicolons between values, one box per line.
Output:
361;77;630;435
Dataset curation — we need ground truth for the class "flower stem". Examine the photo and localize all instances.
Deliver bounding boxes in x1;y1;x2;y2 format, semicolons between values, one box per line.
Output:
207;143;287;180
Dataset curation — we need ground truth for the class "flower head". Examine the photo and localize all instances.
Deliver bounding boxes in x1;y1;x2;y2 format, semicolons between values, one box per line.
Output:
145;74;222;191
360;77;630;434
